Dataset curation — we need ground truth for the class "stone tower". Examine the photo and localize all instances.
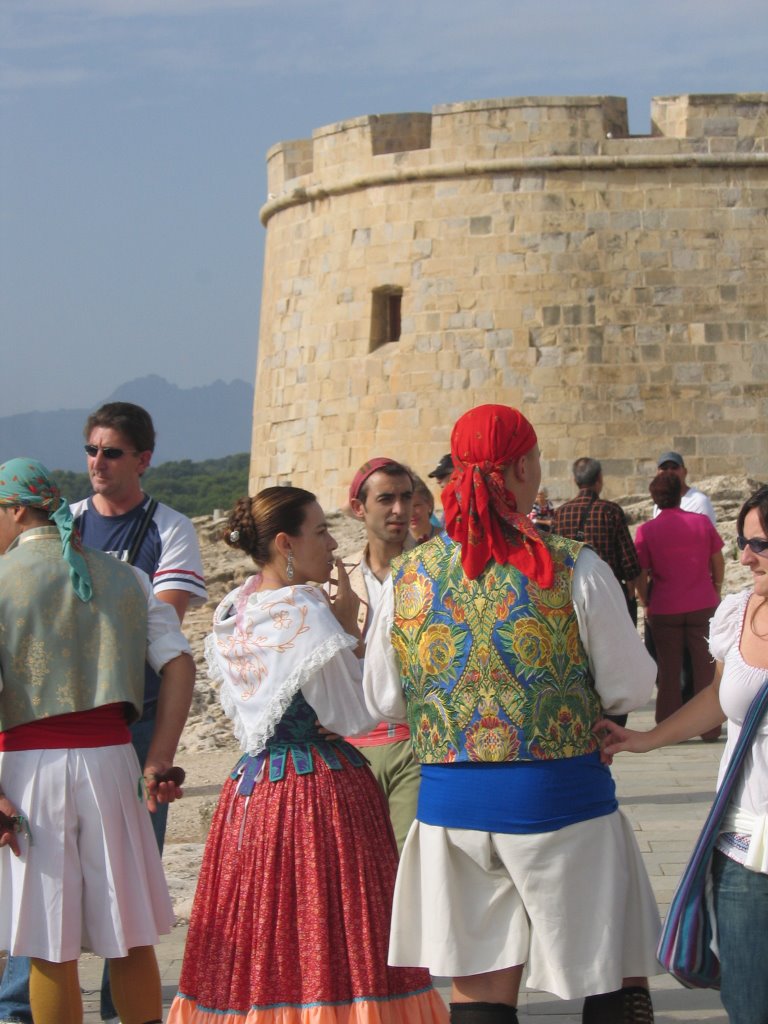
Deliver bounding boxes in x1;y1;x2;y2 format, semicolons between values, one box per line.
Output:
252;94;768;508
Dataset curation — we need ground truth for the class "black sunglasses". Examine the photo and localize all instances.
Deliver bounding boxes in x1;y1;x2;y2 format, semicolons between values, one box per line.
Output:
84;444;138;460
737;535;768;555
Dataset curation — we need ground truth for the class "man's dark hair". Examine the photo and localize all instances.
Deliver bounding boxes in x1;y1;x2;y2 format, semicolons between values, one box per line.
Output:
84;402;156;453
572;457;601;489
359;461;413;504
649;470;682;509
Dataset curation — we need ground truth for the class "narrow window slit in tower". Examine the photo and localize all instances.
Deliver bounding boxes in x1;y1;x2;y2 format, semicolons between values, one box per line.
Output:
370;287;403;351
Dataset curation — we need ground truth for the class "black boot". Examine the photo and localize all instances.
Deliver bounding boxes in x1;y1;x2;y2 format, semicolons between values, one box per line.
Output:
450;1001;519;1023
582;986;654;1024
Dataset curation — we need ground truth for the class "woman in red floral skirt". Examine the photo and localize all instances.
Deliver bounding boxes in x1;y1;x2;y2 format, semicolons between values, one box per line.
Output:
167;486;447;1024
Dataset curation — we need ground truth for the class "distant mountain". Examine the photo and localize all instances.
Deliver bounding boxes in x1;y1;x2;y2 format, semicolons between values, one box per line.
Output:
0;375;254;471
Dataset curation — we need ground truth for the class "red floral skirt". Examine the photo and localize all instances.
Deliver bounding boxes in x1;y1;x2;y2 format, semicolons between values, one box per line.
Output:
167;751;447;1024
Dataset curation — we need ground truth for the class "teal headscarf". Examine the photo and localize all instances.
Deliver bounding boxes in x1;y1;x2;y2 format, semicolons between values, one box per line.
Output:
0;458;93;601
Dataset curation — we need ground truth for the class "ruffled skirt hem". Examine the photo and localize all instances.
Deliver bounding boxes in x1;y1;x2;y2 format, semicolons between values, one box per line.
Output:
167;986;448;1023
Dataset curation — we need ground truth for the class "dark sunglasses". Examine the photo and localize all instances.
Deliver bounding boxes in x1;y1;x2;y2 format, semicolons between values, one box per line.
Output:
84;444;138;460
737;535;768;555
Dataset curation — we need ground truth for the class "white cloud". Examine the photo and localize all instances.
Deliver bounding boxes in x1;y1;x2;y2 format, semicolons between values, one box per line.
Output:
0;63;91;89
11;0;267;14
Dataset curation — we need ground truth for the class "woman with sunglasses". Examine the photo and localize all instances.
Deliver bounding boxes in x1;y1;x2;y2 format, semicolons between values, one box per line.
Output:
601;485;768;1024
633;469;725;739
167;486;447;1024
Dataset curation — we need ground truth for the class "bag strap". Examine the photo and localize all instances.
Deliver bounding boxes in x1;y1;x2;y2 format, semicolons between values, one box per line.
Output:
677;676;768;861
709;677;768;816
125;496;158;567
575;492;597;541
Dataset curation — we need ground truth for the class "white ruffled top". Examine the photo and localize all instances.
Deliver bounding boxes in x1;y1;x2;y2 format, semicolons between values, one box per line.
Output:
709;589;768;872
206;578;377;756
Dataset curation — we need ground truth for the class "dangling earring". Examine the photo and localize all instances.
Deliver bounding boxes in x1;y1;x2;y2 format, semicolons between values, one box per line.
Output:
286;551;295;581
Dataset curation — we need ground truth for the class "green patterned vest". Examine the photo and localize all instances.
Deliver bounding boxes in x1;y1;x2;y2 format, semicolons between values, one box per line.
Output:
391;532;601;764
0;528;147;731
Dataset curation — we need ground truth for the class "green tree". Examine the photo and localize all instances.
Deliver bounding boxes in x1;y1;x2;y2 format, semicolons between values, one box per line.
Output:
53;453;250;517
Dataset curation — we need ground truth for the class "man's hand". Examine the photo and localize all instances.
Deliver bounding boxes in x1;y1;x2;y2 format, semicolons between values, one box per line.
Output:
143;650;195;811
0;795;22;857
327;558;362;639
143;765;186;813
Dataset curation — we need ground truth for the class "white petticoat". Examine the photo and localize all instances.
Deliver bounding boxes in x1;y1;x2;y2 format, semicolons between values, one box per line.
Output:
0;744;174;962
389;811;662;999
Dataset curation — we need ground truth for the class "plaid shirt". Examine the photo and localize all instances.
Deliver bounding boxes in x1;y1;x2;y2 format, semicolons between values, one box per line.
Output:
551;488;641;586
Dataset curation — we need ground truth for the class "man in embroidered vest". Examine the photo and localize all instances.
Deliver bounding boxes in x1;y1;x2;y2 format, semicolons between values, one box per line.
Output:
0;403;208;1024
363;406;662;1024
0;458;195;1024
344;457;420;852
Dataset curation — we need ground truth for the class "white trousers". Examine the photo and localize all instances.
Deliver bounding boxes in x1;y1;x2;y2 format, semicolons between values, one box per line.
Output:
390;811;662;999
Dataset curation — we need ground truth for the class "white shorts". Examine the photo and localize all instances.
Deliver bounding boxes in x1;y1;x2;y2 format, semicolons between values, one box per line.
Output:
0;745;174;962
390;811;662;999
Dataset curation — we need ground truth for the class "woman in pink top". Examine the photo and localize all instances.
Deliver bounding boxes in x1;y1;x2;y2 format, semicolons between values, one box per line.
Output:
635;470;725;739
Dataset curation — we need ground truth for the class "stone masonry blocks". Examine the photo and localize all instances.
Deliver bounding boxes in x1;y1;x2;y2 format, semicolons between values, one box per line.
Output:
253;94;768;508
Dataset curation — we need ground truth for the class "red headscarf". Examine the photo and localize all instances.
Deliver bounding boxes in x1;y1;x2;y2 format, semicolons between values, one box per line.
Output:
442;405;554;587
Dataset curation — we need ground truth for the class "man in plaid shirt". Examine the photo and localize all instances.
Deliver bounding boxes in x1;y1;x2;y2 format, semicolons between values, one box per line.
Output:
551;457;641;623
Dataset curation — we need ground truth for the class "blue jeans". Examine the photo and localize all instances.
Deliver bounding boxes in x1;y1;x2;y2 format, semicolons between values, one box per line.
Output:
100;716;167;1020
0;955;31;1024
712;849;768;1024
0;718;168;1024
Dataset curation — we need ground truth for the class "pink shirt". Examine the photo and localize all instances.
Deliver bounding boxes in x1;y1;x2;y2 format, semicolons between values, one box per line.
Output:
635;507;723;615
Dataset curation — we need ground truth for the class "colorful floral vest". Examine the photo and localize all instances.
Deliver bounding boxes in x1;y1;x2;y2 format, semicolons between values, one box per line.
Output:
391;532;601;764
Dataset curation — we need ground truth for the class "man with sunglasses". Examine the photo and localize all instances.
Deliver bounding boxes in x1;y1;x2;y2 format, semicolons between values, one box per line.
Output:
0;402;207;1024
73;403;207;838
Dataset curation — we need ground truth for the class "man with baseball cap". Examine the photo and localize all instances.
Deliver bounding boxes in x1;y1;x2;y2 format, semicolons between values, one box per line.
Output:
654;451;716;525
344;458;420;852
428;453;454;489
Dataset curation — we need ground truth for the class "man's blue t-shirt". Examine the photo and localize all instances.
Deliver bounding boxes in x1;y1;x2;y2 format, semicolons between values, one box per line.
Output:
72;494;207;715
73;496;164;714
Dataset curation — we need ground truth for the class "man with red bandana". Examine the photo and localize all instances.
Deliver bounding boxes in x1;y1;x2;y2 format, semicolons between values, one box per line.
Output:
363;406;662;1024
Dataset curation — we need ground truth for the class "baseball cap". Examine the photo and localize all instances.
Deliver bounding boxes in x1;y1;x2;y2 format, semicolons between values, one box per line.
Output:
349;457;398;503
428;454;454;480
657;451;685;469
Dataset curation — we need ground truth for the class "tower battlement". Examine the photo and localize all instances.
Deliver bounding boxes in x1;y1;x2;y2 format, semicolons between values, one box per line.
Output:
265;94;768;220
252;94;768;508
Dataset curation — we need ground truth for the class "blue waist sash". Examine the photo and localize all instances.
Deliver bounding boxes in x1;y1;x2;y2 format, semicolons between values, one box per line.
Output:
418;750;617;833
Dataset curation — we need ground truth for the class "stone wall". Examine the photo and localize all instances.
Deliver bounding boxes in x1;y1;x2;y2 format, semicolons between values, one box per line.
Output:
252;94;768;509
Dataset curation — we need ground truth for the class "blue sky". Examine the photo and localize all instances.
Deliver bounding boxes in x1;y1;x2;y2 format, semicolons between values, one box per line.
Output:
2;0;766;416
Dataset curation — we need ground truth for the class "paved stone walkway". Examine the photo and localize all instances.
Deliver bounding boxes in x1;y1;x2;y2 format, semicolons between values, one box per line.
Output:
76;700;729;1022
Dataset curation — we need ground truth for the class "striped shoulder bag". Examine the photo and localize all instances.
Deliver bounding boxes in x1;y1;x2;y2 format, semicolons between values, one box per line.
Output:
657;678;768;988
